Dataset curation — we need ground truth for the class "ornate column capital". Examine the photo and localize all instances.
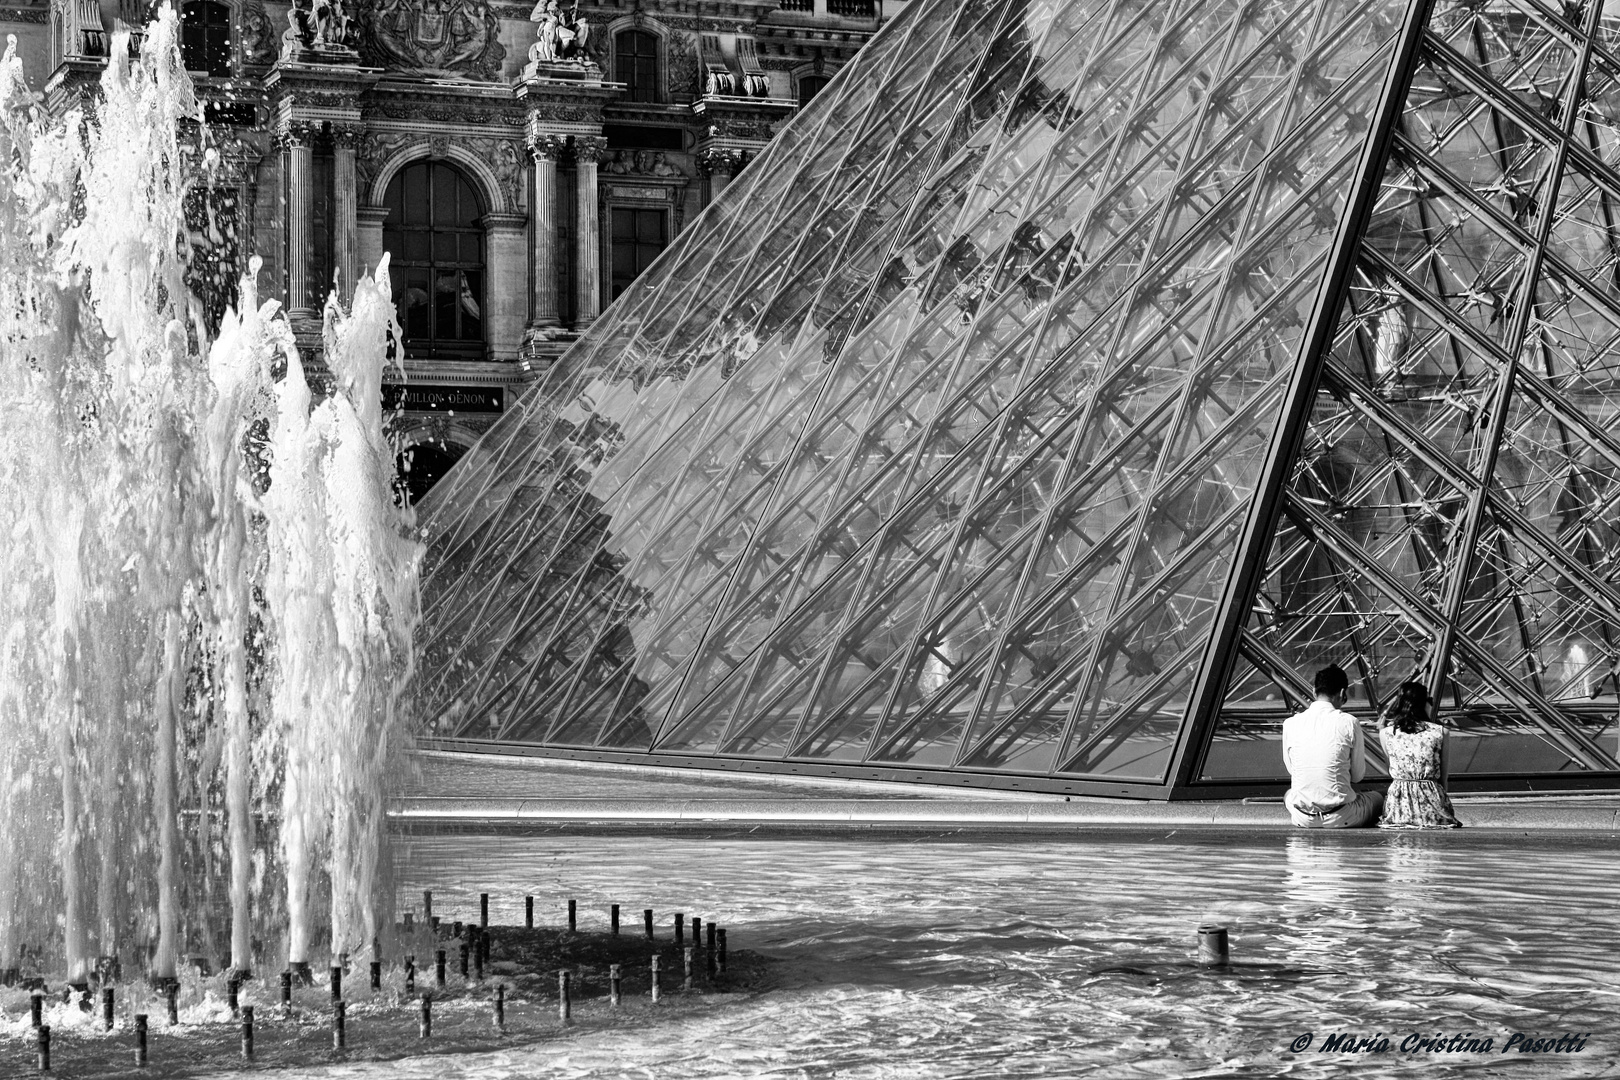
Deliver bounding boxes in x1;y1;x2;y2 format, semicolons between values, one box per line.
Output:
527;133;570;161
330;124;364;151
697;147;747;177
572;135;609;165
275;119;320;150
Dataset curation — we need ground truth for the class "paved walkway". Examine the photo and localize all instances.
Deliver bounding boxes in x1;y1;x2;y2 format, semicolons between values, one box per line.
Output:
393;750;1620;832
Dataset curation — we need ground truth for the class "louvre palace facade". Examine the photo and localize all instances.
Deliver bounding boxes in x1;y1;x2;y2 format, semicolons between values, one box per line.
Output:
0;0;886;500
415;0;1620;798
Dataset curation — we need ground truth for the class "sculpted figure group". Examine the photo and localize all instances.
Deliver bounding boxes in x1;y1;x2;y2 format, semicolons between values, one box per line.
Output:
282;0;353;58
529;0;594;65
601;150;682;177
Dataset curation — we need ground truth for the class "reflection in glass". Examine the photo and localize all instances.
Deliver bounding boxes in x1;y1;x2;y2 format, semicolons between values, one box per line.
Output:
418;0;1620;795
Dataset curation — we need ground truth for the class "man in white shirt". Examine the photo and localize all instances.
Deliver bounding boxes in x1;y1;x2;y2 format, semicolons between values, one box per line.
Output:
1282;664;1384;828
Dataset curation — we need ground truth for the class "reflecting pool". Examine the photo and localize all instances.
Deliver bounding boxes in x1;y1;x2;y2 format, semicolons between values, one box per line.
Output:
2;829;1611;1076
377;830;1613;1078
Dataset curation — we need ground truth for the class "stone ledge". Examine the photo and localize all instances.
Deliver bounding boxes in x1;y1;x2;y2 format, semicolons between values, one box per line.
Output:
389;796;1620;831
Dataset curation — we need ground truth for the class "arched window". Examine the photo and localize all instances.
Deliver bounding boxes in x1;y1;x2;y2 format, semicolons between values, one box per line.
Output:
382;161;486;359
798;74;832;108
615;30;661;103
181;1;232;77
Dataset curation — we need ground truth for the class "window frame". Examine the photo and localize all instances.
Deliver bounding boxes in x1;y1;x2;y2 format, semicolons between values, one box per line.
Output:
615;29;663;104
382;160;488;361
797;73;833;108
180;0;233;78
609;203;670;301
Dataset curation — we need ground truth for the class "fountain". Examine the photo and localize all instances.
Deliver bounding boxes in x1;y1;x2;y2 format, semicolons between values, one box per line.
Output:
0;6;420;991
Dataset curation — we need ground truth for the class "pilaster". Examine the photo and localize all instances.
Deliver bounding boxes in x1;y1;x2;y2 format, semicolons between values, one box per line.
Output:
332;125;361;299
278;121;318;318
264;59;370;322
514;69;619;334
527;133;569;330
573;135;606;330
481;211;531;362
357;205;392;296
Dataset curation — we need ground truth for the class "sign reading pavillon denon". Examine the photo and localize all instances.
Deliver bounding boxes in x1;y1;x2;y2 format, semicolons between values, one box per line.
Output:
383;384;504;413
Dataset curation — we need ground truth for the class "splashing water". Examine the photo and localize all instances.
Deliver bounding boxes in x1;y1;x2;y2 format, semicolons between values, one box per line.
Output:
0;8;420;984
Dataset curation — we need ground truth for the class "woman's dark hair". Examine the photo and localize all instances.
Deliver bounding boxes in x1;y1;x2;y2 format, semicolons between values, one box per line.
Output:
1383;681;1431;735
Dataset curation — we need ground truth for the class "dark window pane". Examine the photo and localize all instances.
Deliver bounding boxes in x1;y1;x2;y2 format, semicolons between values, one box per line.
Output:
181;1;230;76
402;168;427;220
433;166;458;222
460;272;483;339
610;207;667;298
381;160;486;357
456;175;481;224
798;74;832;107
402;268;430;340
616;31;661;103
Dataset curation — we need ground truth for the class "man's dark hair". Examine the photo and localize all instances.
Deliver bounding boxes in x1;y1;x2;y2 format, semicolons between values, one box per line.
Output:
1313;664;1350;697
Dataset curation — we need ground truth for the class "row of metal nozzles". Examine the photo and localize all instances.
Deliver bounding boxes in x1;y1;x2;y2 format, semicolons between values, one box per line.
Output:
23;895;735;1071
27;944;733;1073
414;890;717;944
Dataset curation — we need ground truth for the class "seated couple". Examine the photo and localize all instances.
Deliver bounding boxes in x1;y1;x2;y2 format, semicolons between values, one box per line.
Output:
1283;664;1461;830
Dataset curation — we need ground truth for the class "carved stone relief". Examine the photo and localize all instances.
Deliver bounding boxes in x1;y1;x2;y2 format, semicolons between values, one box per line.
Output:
240;0;279;65
485;138;526;209
370;100;526;125
666;30;699;99
357;129;414;191
702;116;775;141
600;149;684;178
361;0;507;79
357;130;523;211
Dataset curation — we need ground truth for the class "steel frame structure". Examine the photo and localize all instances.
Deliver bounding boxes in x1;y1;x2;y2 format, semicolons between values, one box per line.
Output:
416;0;1620;798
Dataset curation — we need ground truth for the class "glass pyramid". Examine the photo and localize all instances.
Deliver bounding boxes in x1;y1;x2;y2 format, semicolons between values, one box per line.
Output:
416;0;1620;796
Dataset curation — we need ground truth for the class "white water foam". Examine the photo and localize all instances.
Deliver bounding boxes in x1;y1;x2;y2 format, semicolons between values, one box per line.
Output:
0;7;419;982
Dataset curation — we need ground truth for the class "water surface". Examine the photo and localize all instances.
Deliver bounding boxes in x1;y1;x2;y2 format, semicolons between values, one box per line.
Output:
3;831;1611;1078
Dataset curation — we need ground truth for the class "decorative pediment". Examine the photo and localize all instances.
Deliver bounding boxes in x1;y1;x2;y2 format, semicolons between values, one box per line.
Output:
360;0;507;79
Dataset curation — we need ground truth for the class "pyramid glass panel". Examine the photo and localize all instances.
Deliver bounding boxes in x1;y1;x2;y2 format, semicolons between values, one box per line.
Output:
421;0;1620;796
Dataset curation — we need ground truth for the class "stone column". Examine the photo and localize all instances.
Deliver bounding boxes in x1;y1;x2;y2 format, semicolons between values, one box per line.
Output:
357;205;391;292
482;211;530;361
281;122;316;318
527;134;567;328
573;135;607;330
331;126;361;299
698;148;747;207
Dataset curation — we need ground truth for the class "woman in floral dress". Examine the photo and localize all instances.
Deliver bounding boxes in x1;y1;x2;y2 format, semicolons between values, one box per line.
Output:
1377;681;1462;829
